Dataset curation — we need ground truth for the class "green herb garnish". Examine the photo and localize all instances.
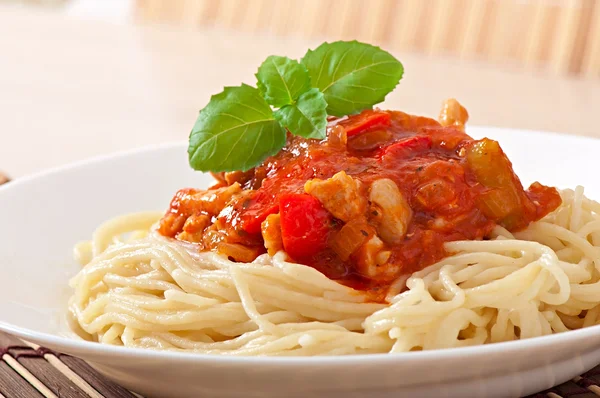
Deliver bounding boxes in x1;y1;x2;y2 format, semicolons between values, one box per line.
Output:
302;41;404;117
188;85;285;172
256;56;311;108
274;88;328;139
188;41;404;172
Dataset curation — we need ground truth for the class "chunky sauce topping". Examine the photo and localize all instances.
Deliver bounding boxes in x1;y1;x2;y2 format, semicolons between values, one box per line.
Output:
159;107;561;300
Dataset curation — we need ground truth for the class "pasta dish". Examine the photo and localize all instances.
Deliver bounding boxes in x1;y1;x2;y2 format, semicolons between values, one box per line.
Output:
68;41;600;356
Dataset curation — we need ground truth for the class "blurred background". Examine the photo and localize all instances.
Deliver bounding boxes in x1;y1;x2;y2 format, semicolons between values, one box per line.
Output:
137;0;600;77
7;0;600;76
0;0;599;176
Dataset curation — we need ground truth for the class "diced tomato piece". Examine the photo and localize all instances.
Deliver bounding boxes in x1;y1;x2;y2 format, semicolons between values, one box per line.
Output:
421;126;470;151
239;190;279;234
381;136;432;162
527;182;562;219
347;129;393;151
339;110;391;137
279;194;332;259
240;204;278;234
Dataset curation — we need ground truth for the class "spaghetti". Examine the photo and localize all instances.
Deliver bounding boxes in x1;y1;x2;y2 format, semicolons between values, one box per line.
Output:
69;187;600;355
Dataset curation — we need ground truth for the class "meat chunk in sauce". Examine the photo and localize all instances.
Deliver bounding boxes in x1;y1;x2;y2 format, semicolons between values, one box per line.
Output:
159;100;561;299
304;171;367;222
368;178;412;245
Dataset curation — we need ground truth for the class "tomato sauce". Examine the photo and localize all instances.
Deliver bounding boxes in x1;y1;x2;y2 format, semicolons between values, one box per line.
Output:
160;109;561;299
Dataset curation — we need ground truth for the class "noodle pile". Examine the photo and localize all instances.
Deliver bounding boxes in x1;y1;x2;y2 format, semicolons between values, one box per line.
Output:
68;187;600;355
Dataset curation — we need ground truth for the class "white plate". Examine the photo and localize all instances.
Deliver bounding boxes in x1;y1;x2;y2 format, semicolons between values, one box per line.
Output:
0;128;599;398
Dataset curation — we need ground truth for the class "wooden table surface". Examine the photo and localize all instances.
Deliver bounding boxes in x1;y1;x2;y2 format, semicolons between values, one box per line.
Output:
1;5;599;179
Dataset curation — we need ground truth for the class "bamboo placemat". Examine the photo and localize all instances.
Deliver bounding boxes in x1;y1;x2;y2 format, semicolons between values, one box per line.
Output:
0;327;599;398
0;173;599;398
0;331;136;398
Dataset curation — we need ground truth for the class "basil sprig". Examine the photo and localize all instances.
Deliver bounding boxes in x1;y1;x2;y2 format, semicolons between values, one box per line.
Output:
188;41;403;172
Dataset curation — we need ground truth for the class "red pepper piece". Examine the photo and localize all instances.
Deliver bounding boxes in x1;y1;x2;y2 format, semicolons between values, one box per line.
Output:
381;135;432;162
240;203;278;234
239;190;279;234
339;110;391;137
279;193;332;259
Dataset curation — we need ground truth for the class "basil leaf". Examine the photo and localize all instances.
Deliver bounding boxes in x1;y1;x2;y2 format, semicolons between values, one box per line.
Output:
188;84;286;172
256;56;311;107
301;41;404;116
273;88;327;139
